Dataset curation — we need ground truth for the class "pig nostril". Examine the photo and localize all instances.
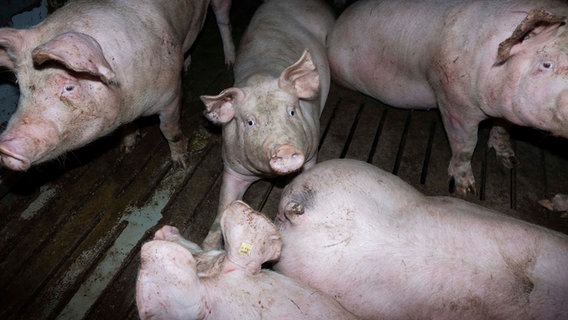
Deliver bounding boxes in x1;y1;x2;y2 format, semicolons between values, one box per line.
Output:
0;145;32;171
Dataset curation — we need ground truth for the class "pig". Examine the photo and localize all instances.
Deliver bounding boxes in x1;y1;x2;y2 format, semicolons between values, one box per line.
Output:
135;201;358;320
274;159;568;320
327;0;568;196
0;0;235;171
199;0;335;249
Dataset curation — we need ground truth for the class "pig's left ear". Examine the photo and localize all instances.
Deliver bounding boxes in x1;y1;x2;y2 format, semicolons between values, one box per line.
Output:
279;50;320;100
495;9;566;66
31;32;118;85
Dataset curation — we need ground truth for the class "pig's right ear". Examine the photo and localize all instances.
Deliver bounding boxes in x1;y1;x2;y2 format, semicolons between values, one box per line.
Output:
200;88;244;124
0;28;24;70
495;9;566;65
31;32;118;85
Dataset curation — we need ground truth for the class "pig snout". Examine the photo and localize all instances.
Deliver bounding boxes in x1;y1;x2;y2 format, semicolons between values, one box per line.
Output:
0;138;33;171
269;144;305;174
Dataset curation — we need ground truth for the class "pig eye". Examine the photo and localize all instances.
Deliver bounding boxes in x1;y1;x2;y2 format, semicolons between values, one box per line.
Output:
64;85;75;92
288;109;296;117
539;61;555;71
246;117;256;127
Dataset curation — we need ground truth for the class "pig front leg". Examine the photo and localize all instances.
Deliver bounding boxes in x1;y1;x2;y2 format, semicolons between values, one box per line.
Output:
439;107;481;196
202;169;257;250
158;96;189;168
211;0;235;67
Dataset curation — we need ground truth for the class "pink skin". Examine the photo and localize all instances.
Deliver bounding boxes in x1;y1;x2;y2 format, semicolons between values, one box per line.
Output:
0;0;235;171
199;0;335;250
274;159;568;320
135;201;357;320
328;0;568;196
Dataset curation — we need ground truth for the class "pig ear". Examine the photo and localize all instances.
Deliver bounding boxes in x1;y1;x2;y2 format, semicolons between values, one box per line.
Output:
495;9;566;66
200;88;244;124
31;32;118;85
221;201;282;274
0;28;24;70
278;50;320;100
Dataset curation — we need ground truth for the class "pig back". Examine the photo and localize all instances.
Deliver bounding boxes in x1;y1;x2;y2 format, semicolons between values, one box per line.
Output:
234;0;334;110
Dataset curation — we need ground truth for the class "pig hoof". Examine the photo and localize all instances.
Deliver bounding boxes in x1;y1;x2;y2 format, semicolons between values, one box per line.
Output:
449;177;477;197
538;194;568;212
499;155;518;169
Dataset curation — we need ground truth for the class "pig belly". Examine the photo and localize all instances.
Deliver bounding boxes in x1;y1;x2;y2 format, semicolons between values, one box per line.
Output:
328;0;443;109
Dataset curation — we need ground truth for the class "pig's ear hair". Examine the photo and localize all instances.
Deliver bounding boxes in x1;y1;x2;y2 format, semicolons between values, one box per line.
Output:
495;9;565;66
200;88;243;124
31;32;118;85
222;201;282;274
0;28;24;70
279;50;320;100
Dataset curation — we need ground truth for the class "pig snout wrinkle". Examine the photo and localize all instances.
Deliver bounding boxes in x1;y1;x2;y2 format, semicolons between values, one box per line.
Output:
269;144;305;174
0;143;31;171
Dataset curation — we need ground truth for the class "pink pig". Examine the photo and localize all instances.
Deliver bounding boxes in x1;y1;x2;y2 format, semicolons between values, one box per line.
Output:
328;0;568;196
274;159;568;319
135;201;357;320
0;0;235;171
199;0;334;249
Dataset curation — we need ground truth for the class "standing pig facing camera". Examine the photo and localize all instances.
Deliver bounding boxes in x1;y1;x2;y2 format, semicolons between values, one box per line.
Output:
274;159;568;320
0;0;235;171
328;0;568;196
135;202;358;320
200;0;335;249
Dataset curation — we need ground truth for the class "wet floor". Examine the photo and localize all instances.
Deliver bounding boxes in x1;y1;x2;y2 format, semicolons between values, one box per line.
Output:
1;1;567;319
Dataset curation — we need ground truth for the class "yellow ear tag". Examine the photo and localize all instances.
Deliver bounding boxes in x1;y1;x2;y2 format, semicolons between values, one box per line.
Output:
239;242;253;256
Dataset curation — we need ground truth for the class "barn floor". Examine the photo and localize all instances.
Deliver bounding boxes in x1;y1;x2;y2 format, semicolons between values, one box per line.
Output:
1;1;568;319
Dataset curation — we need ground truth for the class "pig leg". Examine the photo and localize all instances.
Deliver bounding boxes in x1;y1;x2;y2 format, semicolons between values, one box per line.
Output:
119;123;142;153
202;169;257;250
158;95;189;168
487;123;517;169
210;0;235;67
539;194;568;212
153;225;203;253
439;107;480;196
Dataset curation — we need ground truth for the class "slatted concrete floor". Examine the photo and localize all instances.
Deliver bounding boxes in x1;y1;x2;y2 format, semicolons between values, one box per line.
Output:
1;1;568;319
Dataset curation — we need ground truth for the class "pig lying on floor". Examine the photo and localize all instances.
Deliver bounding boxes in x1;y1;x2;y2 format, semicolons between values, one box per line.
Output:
274;159;568;320
0;0;235;171
135;201;357;320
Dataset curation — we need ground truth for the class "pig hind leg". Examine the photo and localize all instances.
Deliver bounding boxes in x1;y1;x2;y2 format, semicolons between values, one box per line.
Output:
487;122;517;169
210;0;235;66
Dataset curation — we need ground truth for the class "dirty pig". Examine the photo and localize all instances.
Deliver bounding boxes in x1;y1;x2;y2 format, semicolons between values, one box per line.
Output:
328;0;568;196
135;201;358;320
0;0;235;171
274;159;568;320
200;0;335;249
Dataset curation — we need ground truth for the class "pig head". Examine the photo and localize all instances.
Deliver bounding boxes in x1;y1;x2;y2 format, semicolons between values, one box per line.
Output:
274;159;568;319
0;0;235;171
328;0;568;196
136;201;357;320
200;0;334;250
